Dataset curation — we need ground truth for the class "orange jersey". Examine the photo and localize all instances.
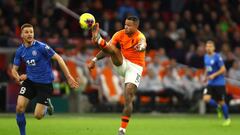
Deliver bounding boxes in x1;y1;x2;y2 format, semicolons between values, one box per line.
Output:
111;29;146;67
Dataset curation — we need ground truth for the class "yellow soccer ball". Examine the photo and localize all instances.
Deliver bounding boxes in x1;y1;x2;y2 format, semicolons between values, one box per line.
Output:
79;13;95;30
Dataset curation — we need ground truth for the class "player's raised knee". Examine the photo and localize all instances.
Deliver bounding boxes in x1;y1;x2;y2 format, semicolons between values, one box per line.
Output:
203;95;211;103
34;113;44;120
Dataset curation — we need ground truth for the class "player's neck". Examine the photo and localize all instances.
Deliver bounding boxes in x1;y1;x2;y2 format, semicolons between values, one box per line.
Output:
126;33;133;37
23;40;34;47
207;52;215;56
127;30;137;37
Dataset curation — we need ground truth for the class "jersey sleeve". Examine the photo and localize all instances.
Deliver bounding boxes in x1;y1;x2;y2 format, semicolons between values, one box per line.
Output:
13;49;21;66
110;31;121;46
217;54;224;67
138;32;146;45
40;44;56;59
138;32;146;41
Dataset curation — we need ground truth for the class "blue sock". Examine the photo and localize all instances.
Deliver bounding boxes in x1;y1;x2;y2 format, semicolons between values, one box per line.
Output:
208;99;218;108
16;113;26;135
222;104;229;119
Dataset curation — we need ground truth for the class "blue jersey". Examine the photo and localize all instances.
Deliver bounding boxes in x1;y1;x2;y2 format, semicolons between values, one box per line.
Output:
13;40;56;84
204;53;225;86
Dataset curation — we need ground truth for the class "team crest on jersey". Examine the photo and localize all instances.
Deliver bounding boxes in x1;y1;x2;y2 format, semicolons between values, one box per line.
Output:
32;50;37;56
219;57;223;61
210;60;214;64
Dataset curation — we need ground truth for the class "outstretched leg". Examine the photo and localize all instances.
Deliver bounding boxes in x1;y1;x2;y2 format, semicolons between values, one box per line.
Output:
92;23;123;66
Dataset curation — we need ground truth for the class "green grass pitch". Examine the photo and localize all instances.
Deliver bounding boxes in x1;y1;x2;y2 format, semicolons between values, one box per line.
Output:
0;113;239;135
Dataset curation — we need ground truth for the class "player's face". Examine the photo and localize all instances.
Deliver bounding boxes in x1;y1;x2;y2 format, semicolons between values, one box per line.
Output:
205;43;215;54
21;27;34;44
124;20;137;35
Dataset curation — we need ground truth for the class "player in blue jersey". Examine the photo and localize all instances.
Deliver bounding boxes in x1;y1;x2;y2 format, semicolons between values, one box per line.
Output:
11;23;79;135
203;40;231;126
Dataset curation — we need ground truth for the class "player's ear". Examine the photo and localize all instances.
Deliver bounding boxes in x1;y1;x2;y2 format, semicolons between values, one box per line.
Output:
134;20;139;28
20;32;23;38
136;22;139;27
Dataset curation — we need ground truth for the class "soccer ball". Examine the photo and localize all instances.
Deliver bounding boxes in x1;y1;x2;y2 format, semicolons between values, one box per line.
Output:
79;13;95;30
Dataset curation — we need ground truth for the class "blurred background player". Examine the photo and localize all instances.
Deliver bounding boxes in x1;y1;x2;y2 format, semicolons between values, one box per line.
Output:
203;40;231;126
88;16;147;135
12;23;79;135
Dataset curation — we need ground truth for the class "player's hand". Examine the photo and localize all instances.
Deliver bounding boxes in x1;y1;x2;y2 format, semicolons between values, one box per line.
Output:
67;76;79;89
203;77;208;83
134;43;146;52
207;74;215;80
15;77;22;85
19;74;27;81
87;60;96;70
15;74;27;85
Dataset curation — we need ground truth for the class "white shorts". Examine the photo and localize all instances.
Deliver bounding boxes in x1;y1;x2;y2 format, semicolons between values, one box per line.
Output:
113;58;143;87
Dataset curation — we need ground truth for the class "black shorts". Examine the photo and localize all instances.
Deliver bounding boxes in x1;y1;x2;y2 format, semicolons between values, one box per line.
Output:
19;79;53;106
203;85;226;101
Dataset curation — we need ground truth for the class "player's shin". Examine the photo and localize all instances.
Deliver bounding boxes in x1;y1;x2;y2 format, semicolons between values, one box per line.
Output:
119;105;132;135
221;103;229;119
119;116;128;135
121;116;130;129
94;36;108;49
120;101;133;130
208;99;218;108
16;113;26;135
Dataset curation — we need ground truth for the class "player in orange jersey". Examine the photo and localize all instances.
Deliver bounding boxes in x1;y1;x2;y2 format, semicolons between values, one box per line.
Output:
88;16;147;135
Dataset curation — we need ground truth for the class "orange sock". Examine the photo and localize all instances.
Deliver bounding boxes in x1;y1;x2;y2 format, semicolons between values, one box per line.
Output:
121;116;130;129
97;37;107;48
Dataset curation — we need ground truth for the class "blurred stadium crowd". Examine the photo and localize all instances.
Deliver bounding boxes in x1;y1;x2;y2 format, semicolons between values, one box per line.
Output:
1;0;240;113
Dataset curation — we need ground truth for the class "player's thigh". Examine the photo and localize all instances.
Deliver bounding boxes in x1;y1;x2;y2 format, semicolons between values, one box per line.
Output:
203;87;212;102
16;80;35;112
215;86;227;103
19;79;36;99
35;83;53;106
124;62;143;100
107;45;123;66
34;83;53;119
124;60;143;88
113;58;127;76
16;95;30;113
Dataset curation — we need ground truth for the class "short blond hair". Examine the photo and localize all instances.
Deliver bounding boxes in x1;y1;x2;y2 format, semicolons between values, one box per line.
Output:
206;40;215;46
21;23;33;31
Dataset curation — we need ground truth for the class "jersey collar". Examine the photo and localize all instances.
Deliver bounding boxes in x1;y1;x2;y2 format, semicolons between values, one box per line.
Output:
206;52;215;57
22;40;36;48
